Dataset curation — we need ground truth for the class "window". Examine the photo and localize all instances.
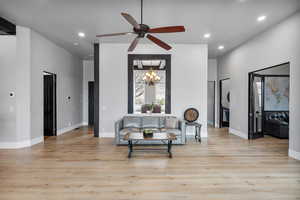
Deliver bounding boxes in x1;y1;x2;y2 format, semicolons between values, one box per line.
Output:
256;82;262;107
133;70;166;113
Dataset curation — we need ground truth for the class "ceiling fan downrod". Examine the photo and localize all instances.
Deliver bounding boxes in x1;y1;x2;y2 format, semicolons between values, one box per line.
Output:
141;0;143;24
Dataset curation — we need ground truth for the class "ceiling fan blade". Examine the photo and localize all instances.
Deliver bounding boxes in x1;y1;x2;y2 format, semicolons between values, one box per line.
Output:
146;34;172;51
96;32;135;37
121;13;141;29
128;36;141;52
148;26;185;33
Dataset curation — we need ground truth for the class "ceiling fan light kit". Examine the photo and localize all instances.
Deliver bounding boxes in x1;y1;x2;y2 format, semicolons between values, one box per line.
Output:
96;0;186;52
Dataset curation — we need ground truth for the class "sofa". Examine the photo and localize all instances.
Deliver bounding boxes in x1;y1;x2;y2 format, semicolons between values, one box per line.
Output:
115;115;186;145
264;111;289;139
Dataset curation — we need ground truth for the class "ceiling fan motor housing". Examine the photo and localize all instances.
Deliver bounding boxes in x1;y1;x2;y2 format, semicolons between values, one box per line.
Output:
134;24;150;37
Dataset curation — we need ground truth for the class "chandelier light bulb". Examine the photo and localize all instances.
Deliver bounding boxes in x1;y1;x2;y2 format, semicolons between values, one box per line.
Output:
143;69;161;85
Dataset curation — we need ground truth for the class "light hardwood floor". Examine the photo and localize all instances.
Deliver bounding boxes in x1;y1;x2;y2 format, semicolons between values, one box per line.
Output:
0;127;299;200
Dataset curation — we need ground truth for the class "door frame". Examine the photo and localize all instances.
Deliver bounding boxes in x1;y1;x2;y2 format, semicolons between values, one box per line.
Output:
43;71;57;136
127;54;171;114
247;62;290;139
88;81;94;126
219;78;230;128
248;73;265;139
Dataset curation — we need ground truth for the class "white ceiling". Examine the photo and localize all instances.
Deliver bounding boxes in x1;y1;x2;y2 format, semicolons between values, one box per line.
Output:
0;0;299;59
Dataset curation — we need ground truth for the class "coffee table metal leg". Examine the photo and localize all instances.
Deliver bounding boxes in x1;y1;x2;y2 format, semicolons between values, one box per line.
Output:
168;140;173;158
128;140;133;158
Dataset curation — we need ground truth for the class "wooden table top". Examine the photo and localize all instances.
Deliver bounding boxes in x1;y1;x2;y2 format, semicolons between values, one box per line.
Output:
123;132;176;141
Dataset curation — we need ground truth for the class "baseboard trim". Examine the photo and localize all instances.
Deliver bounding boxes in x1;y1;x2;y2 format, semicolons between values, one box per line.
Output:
229;128;248;139
100;132;114;138
289;149;300;160
57;122;85;136
82;122;88;126
0;136;44;149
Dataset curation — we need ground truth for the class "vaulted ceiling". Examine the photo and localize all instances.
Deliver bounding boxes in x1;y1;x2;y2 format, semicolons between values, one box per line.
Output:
0;0;299;59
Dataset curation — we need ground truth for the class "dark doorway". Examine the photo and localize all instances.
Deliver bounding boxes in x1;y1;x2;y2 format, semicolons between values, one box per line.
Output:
88;81;94;126
219;78;230;128
208;81;216;127
248;62;290;140
43;72;57;137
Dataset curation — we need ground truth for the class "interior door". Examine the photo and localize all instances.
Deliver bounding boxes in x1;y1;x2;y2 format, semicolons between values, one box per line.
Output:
248;73;264;139
88;81;94;126
44;74;55;136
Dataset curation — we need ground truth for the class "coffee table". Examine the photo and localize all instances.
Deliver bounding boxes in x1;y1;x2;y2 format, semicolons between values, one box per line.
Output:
123;132;177;158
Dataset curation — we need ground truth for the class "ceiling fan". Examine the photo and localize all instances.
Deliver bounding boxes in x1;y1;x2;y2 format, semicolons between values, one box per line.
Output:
96;0;186;52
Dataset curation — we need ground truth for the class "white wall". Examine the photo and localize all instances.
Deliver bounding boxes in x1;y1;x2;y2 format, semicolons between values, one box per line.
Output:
15;26;32;143
0;36;17;142
256;63;289;75
218;12;300;160
99;43;208;137
208;59;218;127
0;26;83;148
30;30;83;139
82;60;94;124
208;59;218;81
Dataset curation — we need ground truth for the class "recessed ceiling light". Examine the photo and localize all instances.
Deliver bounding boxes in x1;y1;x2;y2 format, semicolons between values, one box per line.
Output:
218;45;224;50
257;15;266;22
204;33;211;39
78;32;85;38
73;42;79;46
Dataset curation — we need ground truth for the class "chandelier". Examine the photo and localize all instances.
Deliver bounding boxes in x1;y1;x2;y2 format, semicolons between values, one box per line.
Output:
143;69;160;86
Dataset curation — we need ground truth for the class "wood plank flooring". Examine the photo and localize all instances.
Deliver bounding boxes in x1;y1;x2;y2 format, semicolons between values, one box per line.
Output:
0;127;299;200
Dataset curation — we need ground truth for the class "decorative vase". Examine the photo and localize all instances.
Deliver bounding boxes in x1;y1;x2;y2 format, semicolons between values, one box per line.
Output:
143;129;154;138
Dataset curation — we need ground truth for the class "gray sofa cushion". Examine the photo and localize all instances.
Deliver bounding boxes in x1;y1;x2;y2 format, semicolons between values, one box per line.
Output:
165;117;178;129
159;117;165;128
119;128;140;136
123;117;142;128
142;117;160;128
